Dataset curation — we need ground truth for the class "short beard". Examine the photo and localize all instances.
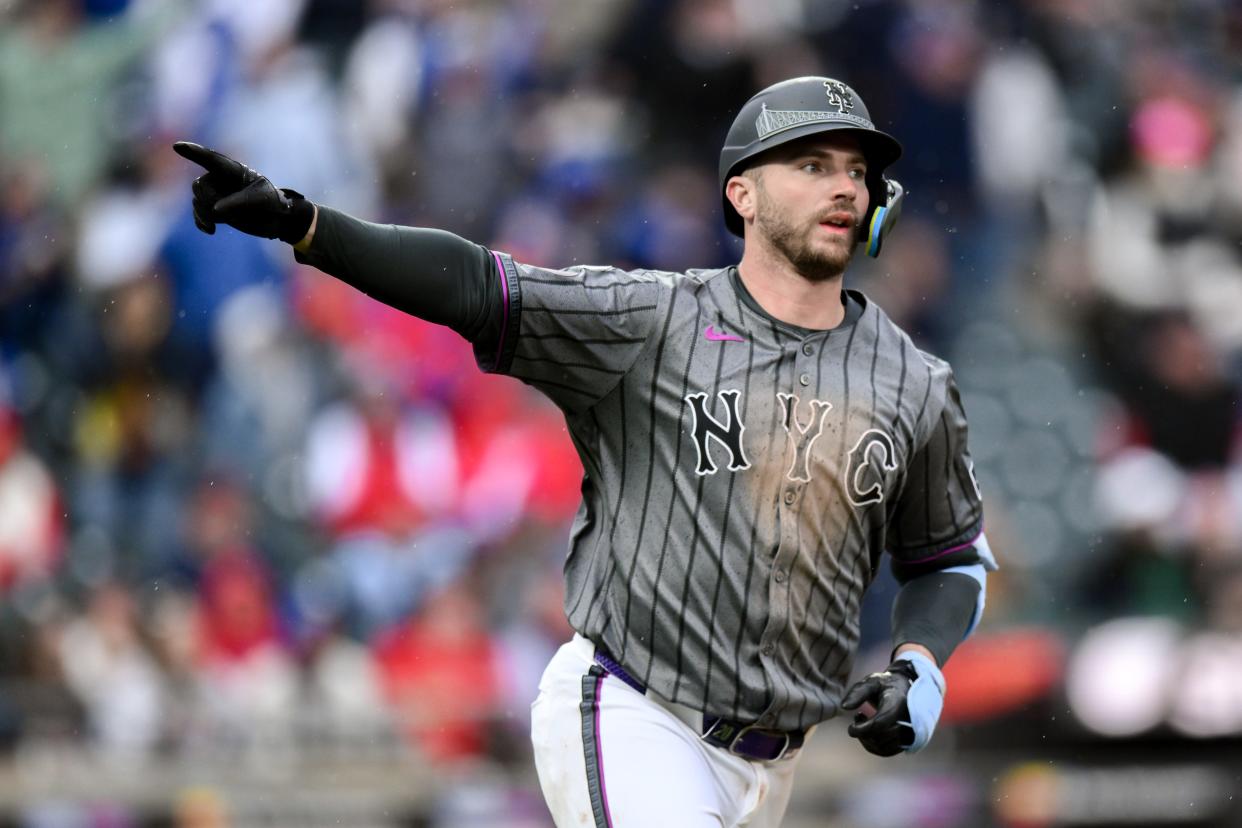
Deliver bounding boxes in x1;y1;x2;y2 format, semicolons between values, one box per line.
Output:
754;183;857;282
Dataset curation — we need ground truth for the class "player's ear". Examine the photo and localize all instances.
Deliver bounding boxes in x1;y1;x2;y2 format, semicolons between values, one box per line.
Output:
725;174;758;224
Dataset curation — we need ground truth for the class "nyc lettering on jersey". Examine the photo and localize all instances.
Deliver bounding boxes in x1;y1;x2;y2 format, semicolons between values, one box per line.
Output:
684;388;896;505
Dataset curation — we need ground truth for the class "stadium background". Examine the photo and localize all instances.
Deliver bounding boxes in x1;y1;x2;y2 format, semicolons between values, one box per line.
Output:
2;0;1242;825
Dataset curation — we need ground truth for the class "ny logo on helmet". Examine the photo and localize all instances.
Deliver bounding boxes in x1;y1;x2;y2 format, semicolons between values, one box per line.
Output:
823;80;854;113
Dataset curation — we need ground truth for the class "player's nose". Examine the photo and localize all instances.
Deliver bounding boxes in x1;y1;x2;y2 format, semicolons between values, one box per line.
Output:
825;170;858;202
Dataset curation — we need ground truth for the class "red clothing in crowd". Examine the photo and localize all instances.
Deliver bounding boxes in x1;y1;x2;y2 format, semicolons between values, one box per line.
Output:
372;584;502;763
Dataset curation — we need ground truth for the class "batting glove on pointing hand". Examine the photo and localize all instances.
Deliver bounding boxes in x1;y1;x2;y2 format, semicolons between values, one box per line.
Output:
840;651;945;757
172;141;314;244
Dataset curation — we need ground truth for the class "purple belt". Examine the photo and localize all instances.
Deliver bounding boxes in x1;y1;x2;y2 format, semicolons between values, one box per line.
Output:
592;646;804;762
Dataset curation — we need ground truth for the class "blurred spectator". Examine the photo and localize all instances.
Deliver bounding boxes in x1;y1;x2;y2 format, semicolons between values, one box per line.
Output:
1084;312;1242;621
200;283;322;484
885;2;983;223
75;149;181;294
304;371;459;537
214;24;378;217
373;576;504;765
57;583;164;757
506;78;637;235
0;0;185;205
1022;0;1132;173
187;479;298;751
0;405;63;593
448;372;583;536
0;168;71;361
494;563;573;726
157;204;286;379
607;0;757;154
410;22;514;237
853;216;954;350
1113;313;1238;470
970;43;1069;216
188;480;282;659
292;523;475;642
301;621;387;733
339;13;424;177
68;272;195;582
615;162;731;271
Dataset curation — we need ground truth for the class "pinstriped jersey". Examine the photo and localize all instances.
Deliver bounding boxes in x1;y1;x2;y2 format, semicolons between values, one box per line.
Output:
476;256;986;732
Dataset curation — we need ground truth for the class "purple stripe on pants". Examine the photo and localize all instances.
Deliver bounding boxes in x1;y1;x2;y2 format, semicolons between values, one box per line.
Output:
594;674;614;827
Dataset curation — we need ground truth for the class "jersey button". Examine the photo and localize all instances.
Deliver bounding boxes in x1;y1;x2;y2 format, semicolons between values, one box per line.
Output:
783;490;796;505
798;372;810;386
774;570;787;583
802;343;814;356
761;644;774;656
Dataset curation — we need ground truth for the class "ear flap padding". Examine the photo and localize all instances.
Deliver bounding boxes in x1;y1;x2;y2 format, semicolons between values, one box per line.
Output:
865;178;904;258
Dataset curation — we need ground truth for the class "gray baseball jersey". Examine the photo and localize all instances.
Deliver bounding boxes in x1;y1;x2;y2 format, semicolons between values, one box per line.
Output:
476;254;985;733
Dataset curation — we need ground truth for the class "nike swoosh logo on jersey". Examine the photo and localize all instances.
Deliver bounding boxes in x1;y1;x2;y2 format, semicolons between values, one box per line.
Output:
704;325;745;342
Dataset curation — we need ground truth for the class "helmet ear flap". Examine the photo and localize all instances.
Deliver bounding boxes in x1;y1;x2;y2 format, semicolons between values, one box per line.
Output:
864;178;904;258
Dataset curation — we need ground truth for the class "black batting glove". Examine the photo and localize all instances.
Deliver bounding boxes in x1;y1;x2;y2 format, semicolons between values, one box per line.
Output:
172;141;314;244
840;659;918;757
840;651;947;757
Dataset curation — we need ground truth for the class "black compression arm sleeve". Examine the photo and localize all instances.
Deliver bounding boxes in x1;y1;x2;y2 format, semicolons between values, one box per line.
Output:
292;204;502;345
890;570;980;667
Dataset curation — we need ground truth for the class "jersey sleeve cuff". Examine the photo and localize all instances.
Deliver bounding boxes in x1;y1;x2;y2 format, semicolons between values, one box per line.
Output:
474;251;522;374
889;517;988;581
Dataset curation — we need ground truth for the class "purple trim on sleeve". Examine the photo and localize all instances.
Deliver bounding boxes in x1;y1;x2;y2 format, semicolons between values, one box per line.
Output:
902;526;984;565
492;251;511;369
594;674;614;827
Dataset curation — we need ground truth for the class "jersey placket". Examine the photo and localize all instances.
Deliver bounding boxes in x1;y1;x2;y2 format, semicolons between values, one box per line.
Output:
757;333;826;728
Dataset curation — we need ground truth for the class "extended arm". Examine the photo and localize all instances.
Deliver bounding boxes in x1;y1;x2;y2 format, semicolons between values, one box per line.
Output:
292;204;500;342
172;141;501;344
173;140;668;411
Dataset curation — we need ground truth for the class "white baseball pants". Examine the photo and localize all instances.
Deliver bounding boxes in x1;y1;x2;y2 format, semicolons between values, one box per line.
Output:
530;634;807;828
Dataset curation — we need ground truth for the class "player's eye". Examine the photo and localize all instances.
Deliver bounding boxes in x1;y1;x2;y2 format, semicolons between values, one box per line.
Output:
848;167;866;179
800;162;821;173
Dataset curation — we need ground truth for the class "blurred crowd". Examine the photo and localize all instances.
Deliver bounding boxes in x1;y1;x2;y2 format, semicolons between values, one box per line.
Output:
3;0;1242;823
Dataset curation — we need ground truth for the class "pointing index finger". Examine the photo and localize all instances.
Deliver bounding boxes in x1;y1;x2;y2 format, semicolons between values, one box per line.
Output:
172;141;244;180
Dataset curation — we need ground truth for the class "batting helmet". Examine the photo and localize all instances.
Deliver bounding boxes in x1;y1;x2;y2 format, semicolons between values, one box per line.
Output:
719;77;904;257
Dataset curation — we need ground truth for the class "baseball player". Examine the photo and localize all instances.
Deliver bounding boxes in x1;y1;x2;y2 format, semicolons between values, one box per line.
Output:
175;76;996;827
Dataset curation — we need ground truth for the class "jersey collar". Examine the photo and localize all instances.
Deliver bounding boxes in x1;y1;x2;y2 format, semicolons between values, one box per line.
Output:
727;266;866;340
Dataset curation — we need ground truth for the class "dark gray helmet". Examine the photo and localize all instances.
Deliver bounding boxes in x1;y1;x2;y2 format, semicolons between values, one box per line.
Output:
719;76;904;255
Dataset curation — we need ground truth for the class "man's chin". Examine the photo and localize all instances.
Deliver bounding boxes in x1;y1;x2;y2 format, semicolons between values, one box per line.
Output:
763;222;855;280
800;234;855;275
789;250;853;282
